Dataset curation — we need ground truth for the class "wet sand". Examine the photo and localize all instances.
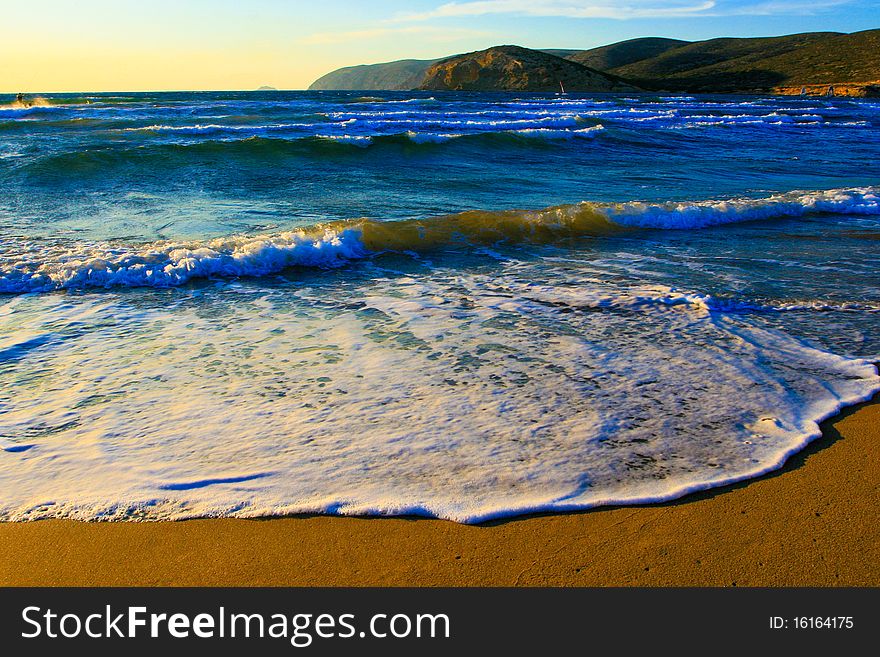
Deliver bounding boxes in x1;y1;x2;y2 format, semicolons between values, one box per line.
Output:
1;398;877;587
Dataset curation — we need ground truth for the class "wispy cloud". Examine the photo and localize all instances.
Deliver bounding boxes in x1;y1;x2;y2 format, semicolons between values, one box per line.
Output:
396;0;716;21
393;0;854;21
303;0;859;48
720;0;854;15
302;25;494;45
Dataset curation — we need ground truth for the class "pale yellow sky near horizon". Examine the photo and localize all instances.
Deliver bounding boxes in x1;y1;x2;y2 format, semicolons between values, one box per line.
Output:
0;1;490;92
3;45;332;93
1;1;516;92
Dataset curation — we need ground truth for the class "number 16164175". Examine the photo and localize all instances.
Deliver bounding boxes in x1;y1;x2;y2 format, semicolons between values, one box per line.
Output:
770;616;854;630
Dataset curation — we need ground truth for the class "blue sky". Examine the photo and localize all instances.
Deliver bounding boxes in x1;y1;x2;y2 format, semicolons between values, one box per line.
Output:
2;0;877;91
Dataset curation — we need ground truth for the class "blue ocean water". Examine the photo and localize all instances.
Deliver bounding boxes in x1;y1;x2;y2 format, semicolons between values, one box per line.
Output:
0;91;878;521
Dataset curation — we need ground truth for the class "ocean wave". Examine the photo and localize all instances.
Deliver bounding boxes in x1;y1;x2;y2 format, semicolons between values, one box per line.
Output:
0;105;63;119
681;120;823;128
324;103;850;130
385;97;438;104
320;105;845;131
319;127;603;145
1;186;877;294
361;115;590;129
327;109;577;120
505;99;614;107
123;121;337;136
601;187;880;229
623;112;828;127
24;126;608;171
345;96;438;105
22;135;384;171
0;229;371;294
314;115;595;133
403;131;461;144
512;126;604;139
314;134;375;145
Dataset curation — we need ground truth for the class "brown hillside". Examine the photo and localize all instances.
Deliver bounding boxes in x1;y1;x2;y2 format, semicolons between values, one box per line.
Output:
606;30;880;92
567;37;689;71
418;45;637;92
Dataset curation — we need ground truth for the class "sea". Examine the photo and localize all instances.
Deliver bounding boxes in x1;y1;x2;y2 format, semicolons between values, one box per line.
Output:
1;90;878;522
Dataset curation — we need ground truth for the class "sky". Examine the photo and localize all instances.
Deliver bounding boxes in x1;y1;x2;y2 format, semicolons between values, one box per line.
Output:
1;0;877;92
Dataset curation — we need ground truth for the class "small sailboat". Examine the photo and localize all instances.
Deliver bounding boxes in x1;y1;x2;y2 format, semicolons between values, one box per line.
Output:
558;80;567;96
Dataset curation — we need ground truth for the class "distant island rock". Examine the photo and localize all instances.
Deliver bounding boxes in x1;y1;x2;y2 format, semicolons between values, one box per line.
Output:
256;86;277;91
308;29;880;96
418;45;637;92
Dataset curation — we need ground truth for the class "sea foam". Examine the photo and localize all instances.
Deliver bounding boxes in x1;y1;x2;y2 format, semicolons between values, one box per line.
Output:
1;266;877;522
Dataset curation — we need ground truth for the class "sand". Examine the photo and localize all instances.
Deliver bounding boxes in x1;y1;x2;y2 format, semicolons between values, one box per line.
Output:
0;397;877;587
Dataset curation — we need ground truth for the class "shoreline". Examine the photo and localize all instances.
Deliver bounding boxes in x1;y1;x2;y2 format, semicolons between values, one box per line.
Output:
1;395;877;587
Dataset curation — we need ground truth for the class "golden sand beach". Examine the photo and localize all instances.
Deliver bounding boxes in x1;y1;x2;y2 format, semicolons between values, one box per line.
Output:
0;397;876;588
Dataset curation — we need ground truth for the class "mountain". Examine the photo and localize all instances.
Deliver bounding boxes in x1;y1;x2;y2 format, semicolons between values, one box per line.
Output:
598;29;880;92
309;58;440;91
308;49;584;91
418;46;637;92
308;29;880;95
539;49;583;59
256;86;277;91
566;37;689;71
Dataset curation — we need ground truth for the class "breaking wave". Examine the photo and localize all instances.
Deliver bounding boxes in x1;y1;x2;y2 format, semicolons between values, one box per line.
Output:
1;186;877;294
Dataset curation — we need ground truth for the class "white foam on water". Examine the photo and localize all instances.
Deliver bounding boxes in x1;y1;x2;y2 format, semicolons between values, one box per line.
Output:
511;126;605;139
344;115;589;131
124;122;335;135
1;266;877;523
403;131;461;144
0;229;369;294
384;97;437;104
314;134;374;145
598;187;880;229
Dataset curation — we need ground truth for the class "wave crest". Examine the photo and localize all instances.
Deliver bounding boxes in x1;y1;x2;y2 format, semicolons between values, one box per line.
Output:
1;186;877;293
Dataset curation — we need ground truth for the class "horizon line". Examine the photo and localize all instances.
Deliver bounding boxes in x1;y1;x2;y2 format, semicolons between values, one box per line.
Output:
2;88;305;94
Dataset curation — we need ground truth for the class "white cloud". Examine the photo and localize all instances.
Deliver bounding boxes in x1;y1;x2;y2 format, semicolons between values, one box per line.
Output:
302;25;493;45
396;0;717;21
394;0;855;21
